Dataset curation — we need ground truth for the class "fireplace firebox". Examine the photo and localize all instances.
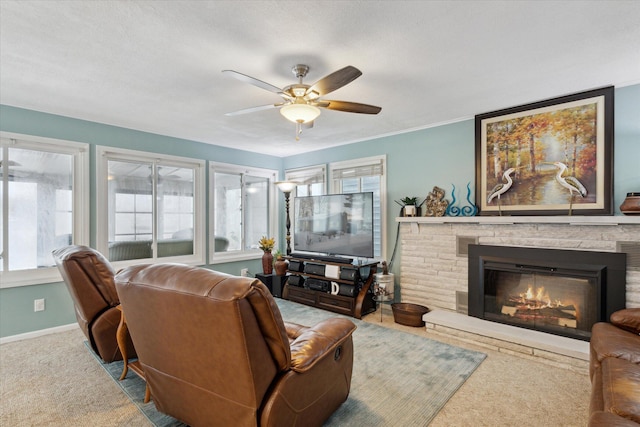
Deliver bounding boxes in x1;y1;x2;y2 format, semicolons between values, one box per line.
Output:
468;245;626;341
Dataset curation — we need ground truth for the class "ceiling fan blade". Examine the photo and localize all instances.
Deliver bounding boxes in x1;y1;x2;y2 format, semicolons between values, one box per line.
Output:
321;100;382;114
224;103;282;116
306;66;362;97
222;70;283;95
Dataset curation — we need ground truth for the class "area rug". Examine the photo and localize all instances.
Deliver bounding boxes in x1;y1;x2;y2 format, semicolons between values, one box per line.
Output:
91;299;486;426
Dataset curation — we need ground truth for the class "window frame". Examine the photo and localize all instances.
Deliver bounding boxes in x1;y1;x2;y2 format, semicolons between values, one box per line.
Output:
329;155;387;261
0;132;89;288
209;161;278;264
96;146;206;268
284;164;327;197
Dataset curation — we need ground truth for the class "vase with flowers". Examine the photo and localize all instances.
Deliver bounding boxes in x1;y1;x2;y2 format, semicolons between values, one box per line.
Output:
258;236;275;274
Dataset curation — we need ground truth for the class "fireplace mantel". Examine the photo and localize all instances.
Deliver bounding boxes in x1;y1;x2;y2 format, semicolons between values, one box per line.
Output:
397;214;639;367
396;216;640;315
396;215;640;226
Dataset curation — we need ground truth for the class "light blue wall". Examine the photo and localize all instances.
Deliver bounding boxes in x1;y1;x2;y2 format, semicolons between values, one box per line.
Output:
1;84;638;338
284;84;640;276
0;105;283;337
283;119;476;277
0;282;76;336
613;84;640;196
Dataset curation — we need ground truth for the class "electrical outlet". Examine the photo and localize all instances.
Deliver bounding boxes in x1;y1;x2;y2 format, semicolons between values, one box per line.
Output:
240;268;249;277
34;298;45;312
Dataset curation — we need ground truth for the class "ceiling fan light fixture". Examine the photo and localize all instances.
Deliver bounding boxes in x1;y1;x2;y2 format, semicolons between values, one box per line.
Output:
280;103;321;124
292;86;307;97
305;90;320;100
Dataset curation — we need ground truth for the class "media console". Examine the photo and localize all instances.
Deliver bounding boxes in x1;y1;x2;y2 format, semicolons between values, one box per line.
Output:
283;256;377;319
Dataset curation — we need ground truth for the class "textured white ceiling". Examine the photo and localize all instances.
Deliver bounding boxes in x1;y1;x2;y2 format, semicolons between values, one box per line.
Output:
1;1;639;157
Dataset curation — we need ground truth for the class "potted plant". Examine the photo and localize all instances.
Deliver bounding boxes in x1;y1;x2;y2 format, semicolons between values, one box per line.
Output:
395;196;423;217
273;250;288;276
258;236;275;274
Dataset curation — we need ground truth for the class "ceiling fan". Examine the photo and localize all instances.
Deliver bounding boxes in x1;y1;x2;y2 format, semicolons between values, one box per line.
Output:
222;64;382;140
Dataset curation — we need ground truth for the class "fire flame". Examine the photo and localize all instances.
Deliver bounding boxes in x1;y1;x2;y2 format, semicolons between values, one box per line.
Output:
517;285;566;309
523;286;551;305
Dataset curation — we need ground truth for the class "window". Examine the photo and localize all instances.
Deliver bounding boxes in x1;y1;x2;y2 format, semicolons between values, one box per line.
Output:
96;147;205;266
209;163;277;263
0;133;89;288
285;165;326;197
329;155;386;259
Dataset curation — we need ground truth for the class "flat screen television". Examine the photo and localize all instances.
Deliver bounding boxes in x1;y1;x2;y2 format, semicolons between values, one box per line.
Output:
293;192;374;259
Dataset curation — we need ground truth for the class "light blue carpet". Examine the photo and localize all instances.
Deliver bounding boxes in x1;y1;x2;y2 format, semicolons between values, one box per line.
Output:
92;299;486;426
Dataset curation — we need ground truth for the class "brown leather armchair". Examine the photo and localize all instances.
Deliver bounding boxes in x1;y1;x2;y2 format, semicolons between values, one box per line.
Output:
52;245;135;363
115;263;357;427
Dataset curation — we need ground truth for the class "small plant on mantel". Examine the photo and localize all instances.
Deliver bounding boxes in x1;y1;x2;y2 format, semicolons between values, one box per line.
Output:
395;196;424;217
396;196;421;207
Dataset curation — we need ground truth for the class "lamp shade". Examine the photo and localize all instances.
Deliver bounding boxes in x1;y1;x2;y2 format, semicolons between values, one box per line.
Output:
275;181;297;193
280;103;321;124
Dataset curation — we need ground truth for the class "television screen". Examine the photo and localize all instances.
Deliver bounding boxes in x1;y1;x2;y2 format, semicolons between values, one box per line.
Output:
293;192;374;259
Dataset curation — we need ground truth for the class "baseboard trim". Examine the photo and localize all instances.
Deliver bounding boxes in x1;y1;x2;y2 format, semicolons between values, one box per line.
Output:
0;323;79;345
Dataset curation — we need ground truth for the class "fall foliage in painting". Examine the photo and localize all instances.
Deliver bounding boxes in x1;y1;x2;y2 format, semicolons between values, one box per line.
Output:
485;102;598;206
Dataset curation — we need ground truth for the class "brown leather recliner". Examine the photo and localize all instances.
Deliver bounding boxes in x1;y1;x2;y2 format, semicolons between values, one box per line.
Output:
52;245;136;363
115;263;357;427
589;308;640;426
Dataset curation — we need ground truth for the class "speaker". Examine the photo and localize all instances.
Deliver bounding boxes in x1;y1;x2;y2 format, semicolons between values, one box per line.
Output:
288;260;304;272
287;275;305;287
338;284;357;297
306;278;330;292
340;267;359;282
271;275;286;298
304;263;326;276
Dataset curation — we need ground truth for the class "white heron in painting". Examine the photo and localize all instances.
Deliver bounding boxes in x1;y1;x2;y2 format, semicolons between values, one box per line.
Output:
545;161;587;215
487;167;522;214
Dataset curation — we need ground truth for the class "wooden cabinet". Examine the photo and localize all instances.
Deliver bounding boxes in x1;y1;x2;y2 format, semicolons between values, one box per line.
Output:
282;257;377;319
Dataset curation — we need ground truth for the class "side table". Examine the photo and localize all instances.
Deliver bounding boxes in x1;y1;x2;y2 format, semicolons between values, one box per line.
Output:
373;294;394;322
116;305;150;403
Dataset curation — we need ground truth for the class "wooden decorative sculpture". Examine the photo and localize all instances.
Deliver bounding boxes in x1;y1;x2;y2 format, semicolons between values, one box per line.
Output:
425;186;449;217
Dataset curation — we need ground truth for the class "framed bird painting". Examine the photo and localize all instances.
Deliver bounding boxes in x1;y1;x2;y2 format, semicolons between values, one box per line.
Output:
475;86;614;216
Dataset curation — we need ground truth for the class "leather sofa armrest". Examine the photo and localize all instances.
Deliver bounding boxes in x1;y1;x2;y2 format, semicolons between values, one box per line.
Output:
611;308;640;335
284;321;308;341
289;318;356;373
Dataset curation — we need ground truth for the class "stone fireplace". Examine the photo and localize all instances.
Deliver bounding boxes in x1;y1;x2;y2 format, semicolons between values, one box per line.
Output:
467;244;626;341
397;216;639;368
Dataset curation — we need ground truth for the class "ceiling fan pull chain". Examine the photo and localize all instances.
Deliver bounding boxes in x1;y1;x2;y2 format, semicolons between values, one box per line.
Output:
295;122;302;141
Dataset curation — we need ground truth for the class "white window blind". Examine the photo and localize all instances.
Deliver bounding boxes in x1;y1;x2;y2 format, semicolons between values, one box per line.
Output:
286;165;326;197
330;161;383;180
286;165;325;184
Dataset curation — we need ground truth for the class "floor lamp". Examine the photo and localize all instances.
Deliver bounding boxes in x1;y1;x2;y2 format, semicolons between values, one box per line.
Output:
275;181;297;256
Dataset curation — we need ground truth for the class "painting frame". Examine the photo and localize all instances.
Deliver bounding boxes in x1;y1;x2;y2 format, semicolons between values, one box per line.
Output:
475;86;614;216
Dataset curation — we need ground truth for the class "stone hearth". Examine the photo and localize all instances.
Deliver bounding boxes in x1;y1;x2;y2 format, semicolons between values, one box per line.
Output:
397;216;640;370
